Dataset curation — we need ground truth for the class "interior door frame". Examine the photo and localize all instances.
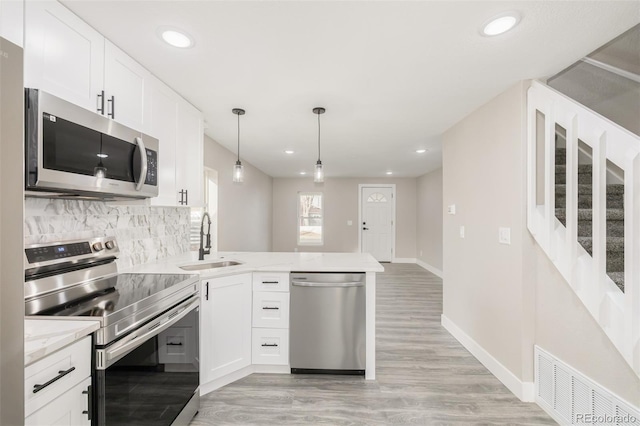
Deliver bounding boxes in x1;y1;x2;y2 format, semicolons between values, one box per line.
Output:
358;184;397;261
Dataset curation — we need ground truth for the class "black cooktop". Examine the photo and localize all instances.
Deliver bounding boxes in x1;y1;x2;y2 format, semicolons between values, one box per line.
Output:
32;273;196;317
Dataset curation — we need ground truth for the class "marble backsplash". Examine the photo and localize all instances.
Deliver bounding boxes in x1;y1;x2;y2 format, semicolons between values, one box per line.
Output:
25;198;191;269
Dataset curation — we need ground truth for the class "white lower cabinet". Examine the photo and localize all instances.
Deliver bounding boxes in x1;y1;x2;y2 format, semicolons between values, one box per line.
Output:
25;377;91;426
25;336;92;425
252;328;289;366
252;272;290;367
200;273;252;385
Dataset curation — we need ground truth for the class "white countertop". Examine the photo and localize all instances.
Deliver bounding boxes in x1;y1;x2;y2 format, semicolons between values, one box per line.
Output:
25;319;100;366
123;251;384;277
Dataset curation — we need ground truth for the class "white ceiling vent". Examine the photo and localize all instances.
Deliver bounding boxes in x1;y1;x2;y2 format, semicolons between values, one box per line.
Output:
535;346;640;426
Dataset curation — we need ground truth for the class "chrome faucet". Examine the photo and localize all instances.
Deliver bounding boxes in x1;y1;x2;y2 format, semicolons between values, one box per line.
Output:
199;212;212;261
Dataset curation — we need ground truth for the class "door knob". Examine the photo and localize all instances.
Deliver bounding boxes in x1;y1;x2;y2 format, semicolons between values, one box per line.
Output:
363;227;369;230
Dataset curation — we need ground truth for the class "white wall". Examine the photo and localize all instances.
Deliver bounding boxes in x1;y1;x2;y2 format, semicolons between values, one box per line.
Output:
443;80;640;405
443;81;532;382
272;177;417;258
0;32;24;425
416;168;443;271
529;241;640;406
203;136;273;252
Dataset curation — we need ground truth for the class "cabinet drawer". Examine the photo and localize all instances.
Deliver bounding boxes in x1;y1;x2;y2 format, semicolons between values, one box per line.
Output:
25;377;91;426
25;336;92;417
252;328;289;365
252;292;289;329
252;272;289;292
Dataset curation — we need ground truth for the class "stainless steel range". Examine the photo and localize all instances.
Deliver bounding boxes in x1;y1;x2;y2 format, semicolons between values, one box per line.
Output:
24;237;200;426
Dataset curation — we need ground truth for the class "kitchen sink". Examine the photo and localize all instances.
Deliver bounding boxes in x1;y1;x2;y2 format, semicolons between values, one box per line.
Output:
179;260;243;271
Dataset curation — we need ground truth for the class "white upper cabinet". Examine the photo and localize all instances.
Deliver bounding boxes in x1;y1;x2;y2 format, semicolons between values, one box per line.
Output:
175;101;204;207
0;0;25;47
25;1;150;132
146;79;204;207
24;0;204;205
25;0;105;112
103;40;148;131
146;79;179;206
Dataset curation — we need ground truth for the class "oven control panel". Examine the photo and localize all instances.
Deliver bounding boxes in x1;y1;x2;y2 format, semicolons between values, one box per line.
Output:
25;238;119;265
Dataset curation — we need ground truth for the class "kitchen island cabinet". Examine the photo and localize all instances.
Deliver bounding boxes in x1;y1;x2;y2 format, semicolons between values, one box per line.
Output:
125;251;384;394
200;273;252;392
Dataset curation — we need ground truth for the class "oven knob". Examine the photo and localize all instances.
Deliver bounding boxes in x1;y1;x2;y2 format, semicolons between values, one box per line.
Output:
105;241;115;250
92;242;104;251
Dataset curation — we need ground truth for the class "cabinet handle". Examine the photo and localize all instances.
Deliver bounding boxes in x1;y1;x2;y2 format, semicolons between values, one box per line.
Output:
205;282;209;301
33;367;76;393
107;96;115;119
261;343;278;347
166;342;183;346
262;281;279;284
262;307;279;310
97;91;105;115
82;385;92;420
178;189;188;205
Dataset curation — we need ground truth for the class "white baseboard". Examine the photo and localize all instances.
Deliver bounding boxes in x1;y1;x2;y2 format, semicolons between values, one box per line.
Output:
416;259;444;278
392;257;416;263
441;314;534;402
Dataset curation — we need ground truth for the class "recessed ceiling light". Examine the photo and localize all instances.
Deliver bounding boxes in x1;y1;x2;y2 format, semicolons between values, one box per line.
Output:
386;171;393;175
416;149;427;154
300;171;306;175
158;27;194;48
285;150;295;155
481;12;520;36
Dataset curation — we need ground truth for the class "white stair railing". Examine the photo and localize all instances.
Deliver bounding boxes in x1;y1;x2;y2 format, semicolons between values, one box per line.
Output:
527;80;640;377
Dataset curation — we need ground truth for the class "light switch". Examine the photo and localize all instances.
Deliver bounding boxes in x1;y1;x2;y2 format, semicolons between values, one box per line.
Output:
459;225;465;239
448;204;456;215
498;227;511;245
347;220;353;226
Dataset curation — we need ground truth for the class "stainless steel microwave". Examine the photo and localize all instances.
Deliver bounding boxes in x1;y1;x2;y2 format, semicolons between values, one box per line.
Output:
25;88;159;199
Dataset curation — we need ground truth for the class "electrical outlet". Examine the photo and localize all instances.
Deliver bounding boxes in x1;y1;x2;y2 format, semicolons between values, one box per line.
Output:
498;227;511;244
448;204;456;215
459;225;465;239
347;220;353;226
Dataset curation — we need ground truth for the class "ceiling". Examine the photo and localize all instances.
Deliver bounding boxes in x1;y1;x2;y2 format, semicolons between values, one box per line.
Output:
62;1;640;178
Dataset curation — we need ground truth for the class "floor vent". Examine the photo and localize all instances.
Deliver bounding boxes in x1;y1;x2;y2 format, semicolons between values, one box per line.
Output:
535;346;639;425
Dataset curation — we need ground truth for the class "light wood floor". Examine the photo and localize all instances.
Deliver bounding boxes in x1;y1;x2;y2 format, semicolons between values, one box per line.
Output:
191;263;555;425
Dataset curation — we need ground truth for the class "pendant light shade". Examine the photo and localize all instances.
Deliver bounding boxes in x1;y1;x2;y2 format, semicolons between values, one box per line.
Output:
313;107;325;183
232;108;245;183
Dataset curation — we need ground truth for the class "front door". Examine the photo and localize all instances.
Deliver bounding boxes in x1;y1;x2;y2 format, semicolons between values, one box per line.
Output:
361;186;394;262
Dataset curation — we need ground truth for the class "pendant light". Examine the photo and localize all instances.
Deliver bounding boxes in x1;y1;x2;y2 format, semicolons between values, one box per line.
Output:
232;108;245;183
313;107;325;183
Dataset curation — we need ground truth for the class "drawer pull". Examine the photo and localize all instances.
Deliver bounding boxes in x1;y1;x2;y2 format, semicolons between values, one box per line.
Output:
261;343;279;347
33;367;76;393
262;306;279;310
166;342;183;346
262;281;279;284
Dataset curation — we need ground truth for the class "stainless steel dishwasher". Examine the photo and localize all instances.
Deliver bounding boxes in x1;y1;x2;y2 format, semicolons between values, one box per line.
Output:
290;272;366;375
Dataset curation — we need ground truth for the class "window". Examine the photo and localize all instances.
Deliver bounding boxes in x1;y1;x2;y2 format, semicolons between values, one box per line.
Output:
298;192;323;245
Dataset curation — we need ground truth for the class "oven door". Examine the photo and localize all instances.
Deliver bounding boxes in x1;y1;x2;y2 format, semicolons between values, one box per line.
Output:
94;297;199;425
25;88;158;198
